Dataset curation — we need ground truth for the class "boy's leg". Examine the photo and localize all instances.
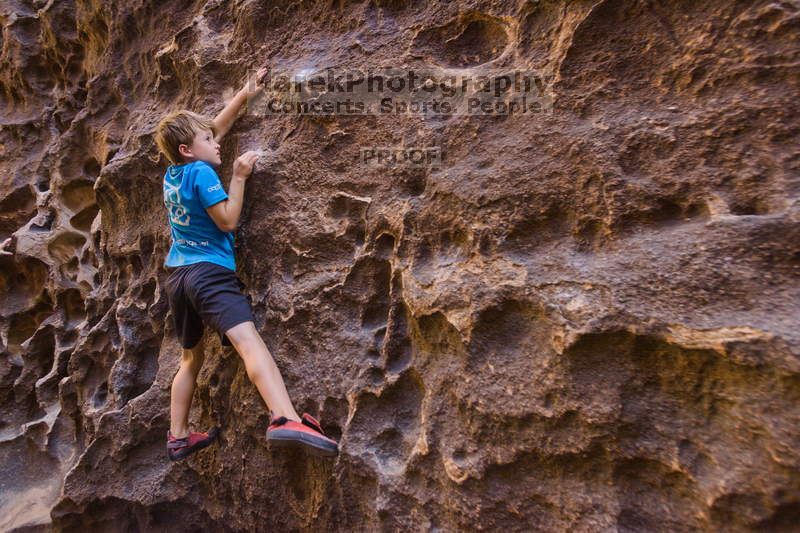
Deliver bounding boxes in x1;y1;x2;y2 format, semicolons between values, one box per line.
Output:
169;341;206;438
224;321;301;422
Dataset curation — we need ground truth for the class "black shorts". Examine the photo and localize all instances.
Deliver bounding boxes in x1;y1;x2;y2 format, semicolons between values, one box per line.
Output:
164;261;254;349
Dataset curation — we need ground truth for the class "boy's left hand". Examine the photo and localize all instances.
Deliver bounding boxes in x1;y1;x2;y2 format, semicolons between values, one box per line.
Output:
1;237;14;256
241;67;269;98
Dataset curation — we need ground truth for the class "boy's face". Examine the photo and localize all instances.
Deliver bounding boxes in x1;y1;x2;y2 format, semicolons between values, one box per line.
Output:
179;128;221;167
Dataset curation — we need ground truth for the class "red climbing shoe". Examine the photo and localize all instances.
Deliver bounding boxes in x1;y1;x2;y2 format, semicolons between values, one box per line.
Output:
167;427;220;461
266;413;339;456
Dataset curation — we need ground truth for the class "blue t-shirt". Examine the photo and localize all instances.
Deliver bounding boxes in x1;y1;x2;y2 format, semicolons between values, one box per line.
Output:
163;160;235;271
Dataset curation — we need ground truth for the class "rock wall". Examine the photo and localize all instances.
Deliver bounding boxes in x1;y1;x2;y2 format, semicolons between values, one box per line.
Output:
1;0;799;531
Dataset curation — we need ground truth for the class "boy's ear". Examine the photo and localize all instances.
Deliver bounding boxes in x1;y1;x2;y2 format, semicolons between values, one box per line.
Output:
178;143;193;159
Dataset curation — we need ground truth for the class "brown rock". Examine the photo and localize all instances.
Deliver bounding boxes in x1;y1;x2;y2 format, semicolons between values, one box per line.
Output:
0;0;798;531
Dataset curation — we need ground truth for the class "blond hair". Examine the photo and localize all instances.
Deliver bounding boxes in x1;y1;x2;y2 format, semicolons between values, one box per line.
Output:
155;110;216;165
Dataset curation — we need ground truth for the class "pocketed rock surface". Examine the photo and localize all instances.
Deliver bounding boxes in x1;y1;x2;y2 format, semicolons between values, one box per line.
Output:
1;1;799;531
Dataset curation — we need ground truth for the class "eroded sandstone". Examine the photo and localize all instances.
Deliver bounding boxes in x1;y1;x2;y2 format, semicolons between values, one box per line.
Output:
1;0;799;531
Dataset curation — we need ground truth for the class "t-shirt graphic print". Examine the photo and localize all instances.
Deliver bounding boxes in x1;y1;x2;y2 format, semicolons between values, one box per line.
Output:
162;160;236;271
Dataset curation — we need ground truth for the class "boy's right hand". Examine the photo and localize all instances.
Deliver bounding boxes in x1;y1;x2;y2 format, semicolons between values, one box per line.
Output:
233;150;260;180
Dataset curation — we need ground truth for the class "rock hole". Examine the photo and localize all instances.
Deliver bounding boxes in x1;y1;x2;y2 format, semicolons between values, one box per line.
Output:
342;257;391;329
373;326;387;349
54;112;69;133
61;180;96;211
30;212;54;232
756;502;800;531
413;14;508;67
48;232;86;263
92;381;108;408
386;338;412;373
352;225;365;247
140;278;156;303
130;255;143;276
374;233;395;259
647;199;683;224
685;201;710;219
543;392;555;409
360;260;391;329
7;301;53;352
0;186;36;236
328;196;349;219
371;427;405;469
729;197;772;216
138;235;154;260
410;240;434;283
69;203;99;232
349;371;424;472
397;170;427;197
320;396;348;442
83;157;101;178
116;341;160;406
576;218;605;250
60;288;85;326
2;256;49;305
366;367;384;386
448;18;508;66
105;149;119;165
79;247;93;264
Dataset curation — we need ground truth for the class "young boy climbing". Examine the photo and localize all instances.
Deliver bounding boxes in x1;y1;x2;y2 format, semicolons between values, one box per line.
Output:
155;67;338;460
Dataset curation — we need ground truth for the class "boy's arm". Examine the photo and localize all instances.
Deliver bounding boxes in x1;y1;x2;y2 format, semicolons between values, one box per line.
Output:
206;151;260;232
212;67;268;142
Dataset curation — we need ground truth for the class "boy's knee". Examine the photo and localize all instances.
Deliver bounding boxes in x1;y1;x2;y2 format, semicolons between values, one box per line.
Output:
224;321;258;349
181;346;205;367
